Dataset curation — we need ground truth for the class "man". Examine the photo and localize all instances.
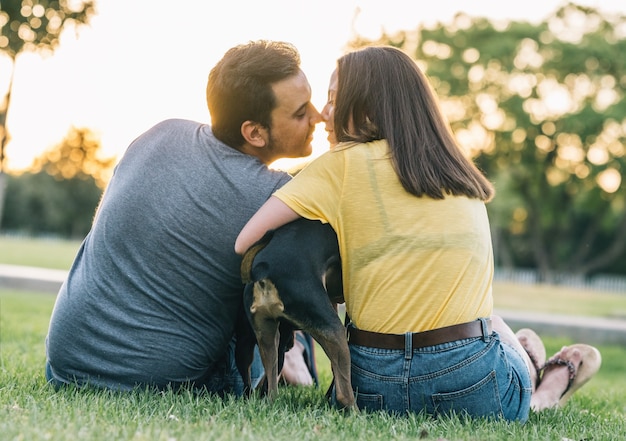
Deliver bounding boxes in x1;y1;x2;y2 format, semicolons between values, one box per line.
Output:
45;40;322;394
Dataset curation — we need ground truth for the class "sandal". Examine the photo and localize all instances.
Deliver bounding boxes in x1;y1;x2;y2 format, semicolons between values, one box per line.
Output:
540;344;602;407
516;328;546;388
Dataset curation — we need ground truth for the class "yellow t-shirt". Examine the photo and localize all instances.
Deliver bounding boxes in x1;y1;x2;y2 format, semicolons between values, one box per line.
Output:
274;139;493;334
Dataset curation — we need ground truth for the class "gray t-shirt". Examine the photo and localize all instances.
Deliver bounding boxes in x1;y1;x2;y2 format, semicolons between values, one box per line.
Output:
46;119;291;390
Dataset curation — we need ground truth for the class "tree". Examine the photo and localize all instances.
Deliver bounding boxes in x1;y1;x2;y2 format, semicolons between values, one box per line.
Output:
371;3;625;278
31;125;114;188
0;0;96;229
1;126;113;238
2;170;102;237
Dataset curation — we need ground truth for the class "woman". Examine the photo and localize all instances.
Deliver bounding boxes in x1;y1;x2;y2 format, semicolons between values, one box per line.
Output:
236;46;600;421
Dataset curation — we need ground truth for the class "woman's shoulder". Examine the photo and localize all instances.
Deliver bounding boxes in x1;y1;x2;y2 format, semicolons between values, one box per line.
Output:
333;139;388;152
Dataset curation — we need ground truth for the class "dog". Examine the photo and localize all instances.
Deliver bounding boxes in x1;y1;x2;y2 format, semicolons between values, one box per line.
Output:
235;218;356;411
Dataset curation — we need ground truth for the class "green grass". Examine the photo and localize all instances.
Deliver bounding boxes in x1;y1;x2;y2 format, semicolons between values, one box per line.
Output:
2;236;626;439
0;235;82;269
1;289;625;440
493;281;626;320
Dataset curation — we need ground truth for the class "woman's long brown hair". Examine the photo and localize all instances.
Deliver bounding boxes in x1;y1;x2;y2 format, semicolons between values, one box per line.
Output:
334;46;494;201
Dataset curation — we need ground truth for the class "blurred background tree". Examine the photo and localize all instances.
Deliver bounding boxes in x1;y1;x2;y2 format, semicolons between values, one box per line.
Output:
355;3;625;278
1;2;624;279
0;0;96;228
31;125;113;188
1;126;113;238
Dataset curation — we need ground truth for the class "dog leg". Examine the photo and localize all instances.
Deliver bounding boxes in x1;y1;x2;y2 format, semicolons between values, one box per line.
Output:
250;279;285;400
309;325;357;412
253;317;281;399
276;323;296;384
234;303;257;397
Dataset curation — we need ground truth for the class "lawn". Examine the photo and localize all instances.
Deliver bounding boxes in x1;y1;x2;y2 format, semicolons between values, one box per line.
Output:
1;236;626;440
0;235;82;270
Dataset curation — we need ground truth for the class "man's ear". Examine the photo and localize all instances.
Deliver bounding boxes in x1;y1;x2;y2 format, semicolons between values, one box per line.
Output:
241;121;268;148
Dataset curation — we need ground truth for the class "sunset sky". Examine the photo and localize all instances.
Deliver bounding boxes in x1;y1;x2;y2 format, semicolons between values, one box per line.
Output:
1;0;623;173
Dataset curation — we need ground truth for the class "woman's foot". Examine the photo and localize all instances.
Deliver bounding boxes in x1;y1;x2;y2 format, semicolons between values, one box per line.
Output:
516;328;546;391
531;344;601;411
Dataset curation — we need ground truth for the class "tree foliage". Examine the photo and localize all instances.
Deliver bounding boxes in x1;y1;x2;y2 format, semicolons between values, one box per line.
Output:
2;169;101;237
0;0;96;227
1;126;110;238
31;126;114;188
0;0;95;58
370;3;626;277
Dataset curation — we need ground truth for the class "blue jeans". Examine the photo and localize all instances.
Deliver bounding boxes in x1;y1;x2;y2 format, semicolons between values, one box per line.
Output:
224;339;264;396
344;319;531;422
45;337;264;397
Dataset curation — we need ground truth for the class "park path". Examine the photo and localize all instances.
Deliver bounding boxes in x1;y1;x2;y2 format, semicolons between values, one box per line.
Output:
1;263;625;346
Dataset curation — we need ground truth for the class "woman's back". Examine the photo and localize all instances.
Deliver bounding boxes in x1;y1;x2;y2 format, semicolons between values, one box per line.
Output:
274;139;493;334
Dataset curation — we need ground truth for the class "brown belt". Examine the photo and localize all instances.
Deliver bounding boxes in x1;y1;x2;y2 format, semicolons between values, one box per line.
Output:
347;319;492;350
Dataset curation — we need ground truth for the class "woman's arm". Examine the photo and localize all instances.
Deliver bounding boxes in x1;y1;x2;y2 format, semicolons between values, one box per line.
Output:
235;196;301;255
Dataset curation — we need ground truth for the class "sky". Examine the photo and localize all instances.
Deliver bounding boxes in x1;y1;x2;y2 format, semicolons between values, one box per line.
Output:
1;0;624;173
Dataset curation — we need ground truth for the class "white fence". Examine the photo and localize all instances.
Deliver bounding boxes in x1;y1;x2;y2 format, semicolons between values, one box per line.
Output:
494;268;626;294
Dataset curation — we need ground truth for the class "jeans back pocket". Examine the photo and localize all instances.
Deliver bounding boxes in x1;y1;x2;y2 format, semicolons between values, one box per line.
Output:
431;370;503;419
